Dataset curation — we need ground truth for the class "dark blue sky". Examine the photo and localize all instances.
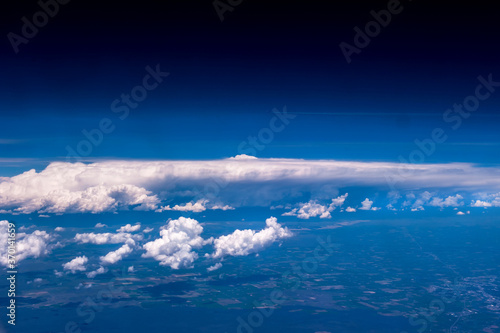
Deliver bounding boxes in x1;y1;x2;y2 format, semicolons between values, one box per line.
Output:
1;0;500;173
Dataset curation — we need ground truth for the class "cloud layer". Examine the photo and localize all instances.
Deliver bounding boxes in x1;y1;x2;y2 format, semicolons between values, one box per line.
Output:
2;158;500;214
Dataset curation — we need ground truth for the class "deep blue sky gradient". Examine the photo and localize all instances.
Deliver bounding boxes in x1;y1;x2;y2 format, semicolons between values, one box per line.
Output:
1;0;500;173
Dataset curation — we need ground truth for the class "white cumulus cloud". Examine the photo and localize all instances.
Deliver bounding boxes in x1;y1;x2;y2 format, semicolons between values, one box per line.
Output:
359;198;380;211
63;256;88;273
210;217;292;259
86;266;108;278
100;244;133;265
429;194;464;208
0;221;56;267
142;217;206;269
74;232;142;245
116;223;141;233
207;262;223;272
282;194;348;219
156;199;208;213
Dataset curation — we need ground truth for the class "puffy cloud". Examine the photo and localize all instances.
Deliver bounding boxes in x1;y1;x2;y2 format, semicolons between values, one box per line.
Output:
63;256;88;273
210;217;292;259
0;221;55;267
156;200;234;213
211;204;235;211
386;204;396;211
27;278;43;284
16;231;53;261
2;158;500;214
359;198;380;211
410;191;433;210
127;266;134;272
471;200;493;207
429;194;464;208
330;194;348;207
142;217;206;269
116;223;141;233
74;232;142;245
100;244;133;265
229;154;258;160
282;194;348;219
156;200;208;213
207;262;222;272
1;181;159;214
398;192;466;210
54;227;65;232
345;207;356;212
86;266;108;278
470;193;500;207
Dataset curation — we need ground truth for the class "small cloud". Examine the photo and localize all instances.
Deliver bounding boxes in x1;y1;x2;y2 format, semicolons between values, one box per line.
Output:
127;266;135;273
18;225;36;231
74;232;143;245
429;194;463;208
100;244;133;265
27;278;43;285
209;217;292;259
86;266;108;278
116;223;141;233
156;199;208;213
63;256;88;274
55;227;65;232
386;204;397;211
282;194;348;219
143;227;154;233
95;223;107;228
471;200;492;208
211;204;235;211
207;262;222;272
345;207;356;212
229;154;258;160
359;198;380;211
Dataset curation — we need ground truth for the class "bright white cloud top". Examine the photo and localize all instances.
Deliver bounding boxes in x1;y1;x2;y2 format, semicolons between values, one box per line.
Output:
142;217;206;269
100;244;134;265
0;220;56;267
1;158;500;214
209;217;292;259
283;194;348;219
116;223;141;233
63;256;88;273
74;232;142;245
